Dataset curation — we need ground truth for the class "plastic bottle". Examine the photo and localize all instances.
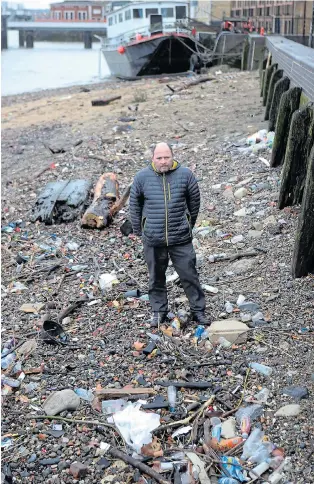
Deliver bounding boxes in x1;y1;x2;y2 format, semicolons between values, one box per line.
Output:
249;362;273;376
218;478;239;484
225;301;233;313
217;336;232;348
3;376;21;388
267;456;284;469
1;352;16;370
194;325;205;339
249;461;270;478
210;417;222;441
74;388;94;402
241;427;264;460
167;385;177;413
240;415;251;439
248;442;273;464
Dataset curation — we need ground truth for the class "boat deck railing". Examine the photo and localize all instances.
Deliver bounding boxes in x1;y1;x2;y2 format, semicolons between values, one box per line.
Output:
101;21;192;49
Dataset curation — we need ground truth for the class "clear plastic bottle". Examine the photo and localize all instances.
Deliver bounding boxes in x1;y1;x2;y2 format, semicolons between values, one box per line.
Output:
241;427;264;460
267;456;284;469
167;385;177;413
249;362;273;376
240;415;251;439
248;442;273;464
225;301;234;313
1;352;16;370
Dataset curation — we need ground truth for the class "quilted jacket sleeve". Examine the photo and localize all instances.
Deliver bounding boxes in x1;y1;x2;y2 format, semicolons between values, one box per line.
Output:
186;171;200;228
129;174;144;236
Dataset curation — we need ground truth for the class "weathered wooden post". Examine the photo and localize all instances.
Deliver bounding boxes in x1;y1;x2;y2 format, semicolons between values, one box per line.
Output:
270;87;302;168
278;104;314;209
268;76;290;131
84;31;92;49
19;30;25;47
292;146;314;278
262;63;277;106
1;15;8;50
26;31;34;48
265;69;283;120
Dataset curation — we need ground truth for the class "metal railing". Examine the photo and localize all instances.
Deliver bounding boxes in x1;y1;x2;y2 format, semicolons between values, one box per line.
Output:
102;21;191;48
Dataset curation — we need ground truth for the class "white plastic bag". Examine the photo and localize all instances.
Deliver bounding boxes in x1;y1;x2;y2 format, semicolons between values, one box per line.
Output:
113;402;160;453
99;272;118;291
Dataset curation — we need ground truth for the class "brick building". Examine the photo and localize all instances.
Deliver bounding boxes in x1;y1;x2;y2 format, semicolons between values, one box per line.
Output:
190;1;232;25
230;1;314;35
50;0;109;21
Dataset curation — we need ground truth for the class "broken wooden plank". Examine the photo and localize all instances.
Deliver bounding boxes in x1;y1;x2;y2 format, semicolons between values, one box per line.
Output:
91;95;121;106
30;181;68;224
95;388;156;399
31;180;92;225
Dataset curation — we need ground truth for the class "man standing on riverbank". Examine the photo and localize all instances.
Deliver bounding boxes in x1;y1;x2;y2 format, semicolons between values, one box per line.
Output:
129;142;209;328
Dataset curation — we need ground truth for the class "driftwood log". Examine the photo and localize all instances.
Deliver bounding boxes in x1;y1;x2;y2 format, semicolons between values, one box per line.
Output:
81;173;131;229
167;75;214;93
91;95;121;106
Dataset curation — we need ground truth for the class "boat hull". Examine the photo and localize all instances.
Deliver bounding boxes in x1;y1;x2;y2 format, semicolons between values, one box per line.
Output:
102;35;196;78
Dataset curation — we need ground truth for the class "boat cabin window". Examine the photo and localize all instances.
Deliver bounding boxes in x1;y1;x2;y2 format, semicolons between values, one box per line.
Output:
119;13;123;22
133;8;143;19
108;16;113;25
125;9;131;20
146;8;158;17
175;6;186;19
161;7;174;18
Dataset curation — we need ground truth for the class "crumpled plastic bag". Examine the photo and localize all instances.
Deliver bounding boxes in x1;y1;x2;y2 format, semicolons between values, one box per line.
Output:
99;272;119;291
113;401;160;453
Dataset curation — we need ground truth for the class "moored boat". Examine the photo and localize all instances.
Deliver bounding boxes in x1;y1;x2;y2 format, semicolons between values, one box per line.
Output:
101;1;208;78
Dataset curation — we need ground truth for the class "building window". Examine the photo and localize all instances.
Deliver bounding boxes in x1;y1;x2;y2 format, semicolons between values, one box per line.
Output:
235;9;241;16
119;13;123;22
65;11;69;19
257;7;263;16
275;6;280;16
115;15;117;23
125;9;131;20
161;7;174;18
70;12;73;20
108;16;113;25
175;6;186;19
146;8;158;17
265;6;270;16
243;9;248;16
133;8;143;18
82;11;86;20
249;8;254;16
284;5;291;15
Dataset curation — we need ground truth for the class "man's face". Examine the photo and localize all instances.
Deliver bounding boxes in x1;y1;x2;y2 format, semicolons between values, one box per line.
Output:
152;145;173;173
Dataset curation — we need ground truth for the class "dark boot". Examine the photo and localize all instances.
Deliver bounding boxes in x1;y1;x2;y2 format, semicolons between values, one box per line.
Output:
150;312;167;328
192;312;211;326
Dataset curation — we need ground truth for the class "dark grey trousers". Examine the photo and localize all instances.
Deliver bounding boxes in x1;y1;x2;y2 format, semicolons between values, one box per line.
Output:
143;242;206;315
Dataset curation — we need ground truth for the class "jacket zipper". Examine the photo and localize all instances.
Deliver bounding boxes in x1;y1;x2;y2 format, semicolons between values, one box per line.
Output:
163;174;169;245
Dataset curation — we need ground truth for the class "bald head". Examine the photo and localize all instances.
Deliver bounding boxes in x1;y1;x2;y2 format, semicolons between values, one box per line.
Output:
152;142;173;173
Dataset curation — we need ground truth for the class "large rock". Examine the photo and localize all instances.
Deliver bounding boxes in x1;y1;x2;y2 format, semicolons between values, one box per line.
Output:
208;320;249;344
229;258;256;275
275;404;301;417
43;389;80;416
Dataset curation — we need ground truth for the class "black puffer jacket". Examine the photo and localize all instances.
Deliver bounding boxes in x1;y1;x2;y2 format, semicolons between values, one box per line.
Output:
129;162;200;247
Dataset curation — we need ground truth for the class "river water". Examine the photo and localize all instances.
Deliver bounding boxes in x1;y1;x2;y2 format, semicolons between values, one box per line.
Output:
1;31;110;96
